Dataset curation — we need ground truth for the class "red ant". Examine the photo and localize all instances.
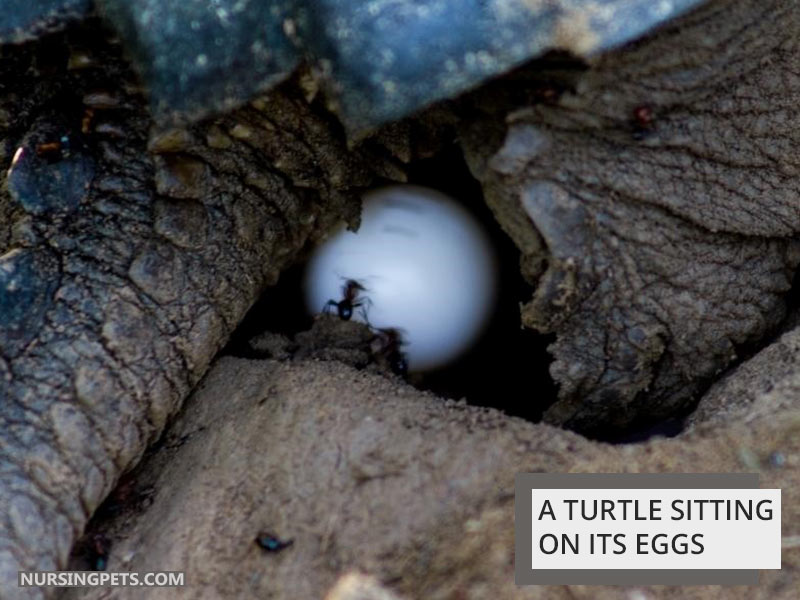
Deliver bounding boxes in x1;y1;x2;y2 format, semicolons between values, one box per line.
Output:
81;107;95;134
35;135;71;160
324;279;370;321
533;84;561;105
370;327;408;376
631;105;655;140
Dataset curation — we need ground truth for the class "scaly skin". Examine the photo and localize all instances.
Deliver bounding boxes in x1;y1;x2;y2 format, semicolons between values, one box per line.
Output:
3;0;800;594
0;23;380;597
462;0;800;434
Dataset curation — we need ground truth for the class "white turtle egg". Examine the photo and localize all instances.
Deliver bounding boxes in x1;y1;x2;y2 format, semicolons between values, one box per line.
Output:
304;185;497;372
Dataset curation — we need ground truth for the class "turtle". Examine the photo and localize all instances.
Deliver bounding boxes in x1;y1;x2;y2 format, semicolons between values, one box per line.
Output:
3;0;800;596
2;0;705;132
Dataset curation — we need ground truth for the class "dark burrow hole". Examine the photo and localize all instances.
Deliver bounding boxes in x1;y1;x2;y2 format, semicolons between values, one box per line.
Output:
225;143;558;423
225;141;746;443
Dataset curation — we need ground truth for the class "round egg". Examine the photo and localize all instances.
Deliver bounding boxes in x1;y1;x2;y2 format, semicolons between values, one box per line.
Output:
304;185;497;372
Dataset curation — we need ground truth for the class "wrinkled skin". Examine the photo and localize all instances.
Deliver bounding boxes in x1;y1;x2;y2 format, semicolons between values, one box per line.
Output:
2;0;800;596
0;22;387;596
462;0;800;434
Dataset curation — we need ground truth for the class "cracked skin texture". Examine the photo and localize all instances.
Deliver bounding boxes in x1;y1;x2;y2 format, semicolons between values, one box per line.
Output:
0;23;388;596
462;0;800;434
2;0;800;596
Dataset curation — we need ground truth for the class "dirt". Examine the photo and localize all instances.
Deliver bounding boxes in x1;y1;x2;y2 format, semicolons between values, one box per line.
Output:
61;313;799;599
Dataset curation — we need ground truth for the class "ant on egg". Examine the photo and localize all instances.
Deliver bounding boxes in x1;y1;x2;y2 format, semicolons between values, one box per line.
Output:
324;278;371;321
370;327;409;377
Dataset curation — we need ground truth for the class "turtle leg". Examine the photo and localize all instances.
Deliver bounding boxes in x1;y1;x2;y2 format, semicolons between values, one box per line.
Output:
0;24;377;596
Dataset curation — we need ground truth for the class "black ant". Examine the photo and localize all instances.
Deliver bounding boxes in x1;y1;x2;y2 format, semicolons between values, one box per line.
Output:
255;531;294;553
35;135;71;161
88;533;110;571
370;327;408;377
324;279;370;321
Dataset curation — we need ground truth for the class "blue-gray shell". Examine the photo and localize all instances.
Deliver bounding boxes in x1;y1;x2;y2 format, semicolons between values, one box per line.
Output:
2;0;707;134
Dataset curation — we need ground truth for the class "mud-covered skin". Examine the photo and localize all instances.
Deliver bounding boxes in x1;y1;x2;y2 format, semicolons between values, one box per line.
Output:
463;0;800;433
58;356;800;600
2;0;800;593
0;25;382;596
